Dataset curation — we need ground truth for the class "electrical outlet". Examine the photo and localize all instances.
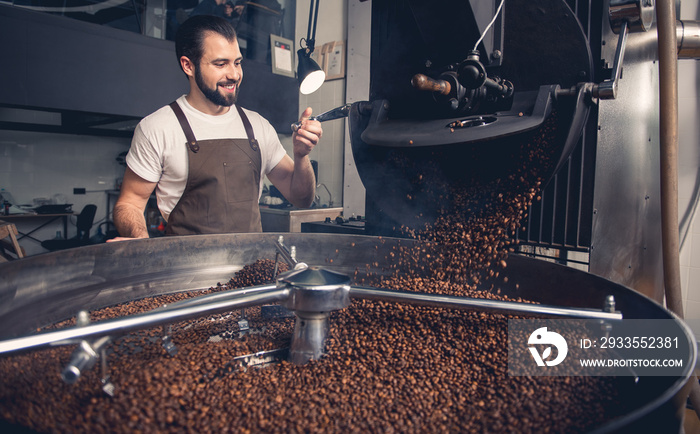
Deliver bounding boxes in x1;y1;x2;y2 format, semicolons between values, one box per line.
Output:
73;188;86;195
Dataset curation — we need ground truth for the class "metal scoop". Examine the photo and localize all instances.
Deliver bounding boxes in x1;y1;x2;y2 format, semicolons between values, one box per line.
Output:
291;104;352;132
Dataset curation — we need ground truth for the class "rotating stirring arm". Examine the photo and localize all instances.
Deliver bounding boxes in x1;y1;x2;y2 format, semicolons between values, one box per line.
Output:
0;268;621;359
349;286;622;321
0;288;289;357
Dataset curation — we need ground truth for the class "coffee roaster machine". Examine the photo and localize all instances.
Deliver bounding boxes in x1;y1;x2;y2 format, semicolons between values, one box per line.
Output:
0;0;700;432
311;0;700;304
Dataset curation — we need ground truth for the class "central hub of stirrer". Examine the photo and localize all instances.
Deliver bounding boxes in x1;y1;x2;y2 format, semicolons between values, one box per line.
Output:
278;266;351;364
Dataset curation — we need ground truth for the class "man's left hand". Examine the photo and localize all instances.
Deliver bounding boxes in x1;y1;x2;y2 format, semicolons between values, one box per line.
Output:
293;107;322;158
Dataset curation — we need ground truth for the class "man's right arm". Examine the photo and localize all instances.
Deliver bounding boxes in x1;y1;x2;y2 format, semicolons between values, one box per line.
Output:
111;167;157;240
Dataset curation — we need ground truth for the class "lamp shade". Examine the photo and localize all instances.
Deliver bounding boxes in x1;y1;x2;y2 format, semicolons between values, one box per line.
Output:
297;48;326;95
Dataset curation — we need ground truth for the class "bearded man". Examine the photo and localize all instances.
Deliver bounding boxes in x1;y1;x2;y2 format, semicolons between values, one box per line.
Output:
113;15;321;238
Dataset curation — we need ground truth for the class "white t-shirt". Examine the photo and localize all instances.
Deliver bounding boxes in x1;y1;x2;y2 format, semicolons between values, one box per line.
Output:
126;95;287;221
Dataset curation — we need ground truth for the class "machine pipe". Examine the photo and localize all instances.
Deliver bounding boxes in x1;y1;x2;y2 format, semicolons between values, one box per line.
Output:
657;0;682;342
657;0;700;421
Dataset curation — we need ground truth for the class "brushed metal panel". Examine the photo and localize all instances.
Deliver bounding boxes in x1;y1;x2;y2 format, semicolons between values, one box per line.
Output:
591;27;663;301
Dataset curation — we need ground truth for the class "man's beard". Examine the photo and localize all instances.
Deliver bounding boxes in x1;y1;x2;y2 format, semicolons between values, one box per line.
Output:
195;66;239;107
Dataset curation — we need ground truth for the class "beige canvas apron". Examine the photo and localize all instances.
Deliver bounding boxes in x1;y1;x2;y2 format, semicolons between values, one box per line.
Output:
165;101;263;235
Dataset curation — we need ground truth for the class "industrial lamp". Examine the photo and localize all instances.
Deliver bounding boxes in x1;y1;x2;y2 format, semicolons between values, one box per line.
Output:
297;0;325;94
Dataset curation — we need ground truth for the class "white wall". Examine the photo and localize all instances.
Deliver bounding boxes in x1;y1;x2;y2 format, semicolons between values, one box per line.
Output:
0;130;130;256
290;0;348;209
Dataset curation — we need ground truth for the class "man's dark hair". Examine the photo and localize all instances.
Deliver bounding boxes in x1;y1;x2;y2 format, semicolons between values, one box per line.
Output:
175;15;237;73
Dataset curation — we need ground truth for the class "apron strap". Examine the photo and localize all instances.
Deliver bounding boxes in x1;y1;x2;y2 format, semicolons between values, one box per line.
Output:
170;101;259;153
235;105;260;152
169;101;200;153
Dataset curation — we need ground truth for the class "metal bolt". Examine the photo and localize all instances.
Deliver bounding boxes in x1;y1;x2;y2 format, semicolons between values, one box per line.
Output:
604;295;616;313
76;310;90;327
